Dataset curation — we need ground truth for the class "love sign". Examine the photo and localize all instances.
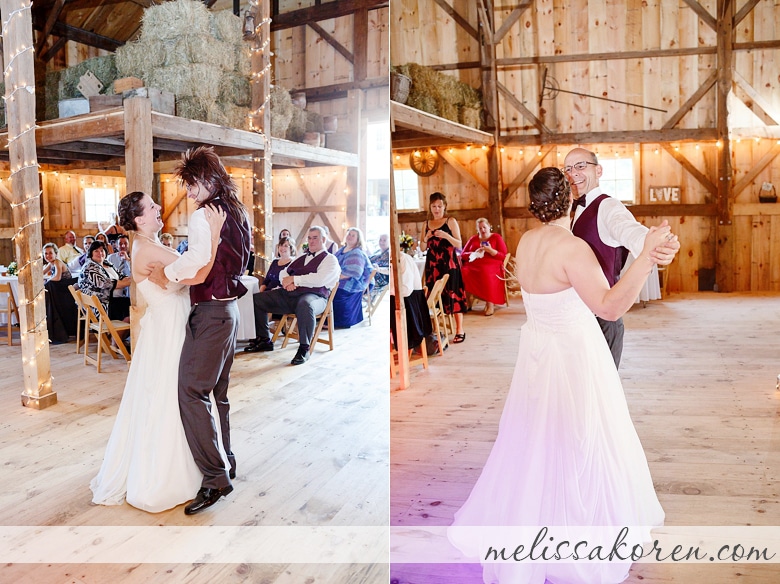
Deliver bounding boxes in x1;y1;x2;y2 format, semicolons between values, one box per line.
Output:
648;186;681;203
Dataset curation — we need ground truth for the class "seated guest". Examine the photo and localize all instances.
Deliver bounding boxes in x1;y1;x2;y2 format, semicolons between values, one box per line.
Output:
244;226;340;365
260;236;296;292
390;249;432;351
43;243;72;282
333;227;373;328
278;228;292;242
95;232;114;254
107;234;131;304
460;217;508;316
322;225;339;254
369;233;390;294
78;240;131;322
57;230;82;265
160;233;175;248
102;213;126;248
68;235;95;272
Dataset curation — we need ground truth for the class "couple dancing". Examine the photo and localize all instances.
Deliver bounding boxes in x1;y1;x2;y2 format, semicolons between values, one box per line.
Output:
90;146;252;514
449;162;679;583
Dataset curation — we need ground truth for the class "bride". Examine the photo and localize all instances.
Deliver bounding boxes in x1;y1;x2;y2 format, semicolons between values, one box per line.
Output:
449;167;671;583
90;191;224;513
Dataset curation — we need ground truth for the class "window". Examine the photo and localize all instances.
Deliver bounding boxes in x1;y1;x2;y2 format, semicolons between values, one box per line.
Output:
598;158;635;204
394;169;420;210
84;187;119;224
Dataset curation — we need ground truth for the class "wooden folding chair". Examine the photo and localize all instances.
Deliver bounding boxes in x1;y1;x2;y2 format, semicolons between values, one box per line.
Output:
657;265;669;298
502;253;512;307
426;274;450;357
0;282;19;346
277;285;338;355
363;268;388;326
80;293;132;372
68;285;89;354
390;335;428;378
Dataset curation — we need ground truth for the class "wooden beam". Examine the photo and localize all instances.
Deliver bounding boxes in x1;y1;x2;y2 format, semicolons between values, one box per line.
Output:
662;69;718;130
295;76;389;102
34;0;65;56
124;98;153;195
161;190;187;223
438;148;488;192
730;126;780;139
389;157;410;389
0;179;11;204
38;36;66;64
391;102;494;146
44;20;122;52
499;128;719;145
734;0;761;26
661;145;718;197
0;227;15;238
732;141;780;196
398;208;492;223
308;22;354;64
150;111;264;151
270;0;388;31
271;137;359;166
680;0;717;32
353;8;368;82
431;0;479;41
732;69;780;126
502;146;555;203
493;0;531;44
733;39;780;51
498;81;551;134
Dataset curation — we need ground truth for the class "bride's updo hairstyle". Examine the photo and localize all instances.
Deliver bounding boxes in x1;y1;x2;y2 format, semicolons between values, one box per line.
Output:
117;191;147;231
528;167;571;223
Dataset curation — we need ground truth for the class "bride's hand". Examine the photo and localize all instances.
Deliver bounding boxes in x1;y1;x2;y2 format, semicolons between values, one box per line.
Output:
204;204;226;238
641;221;672;263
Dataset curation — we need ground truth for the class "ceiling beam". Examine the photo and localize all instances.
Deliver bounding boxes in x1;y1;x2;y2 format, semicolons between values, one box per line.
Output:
270;0;388;31
431;0;479;41
308;22;354;64
34;0;66;56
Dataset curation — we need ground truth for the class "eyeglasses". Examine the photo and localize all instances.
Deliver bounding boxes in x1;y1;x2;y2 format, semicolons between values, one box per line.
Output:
563;161;598;174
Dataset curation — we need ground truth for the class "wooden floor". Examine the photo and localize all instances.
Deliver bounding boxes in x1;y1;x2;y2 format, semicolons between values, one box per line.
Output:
0;301;390;584
391;293;780;583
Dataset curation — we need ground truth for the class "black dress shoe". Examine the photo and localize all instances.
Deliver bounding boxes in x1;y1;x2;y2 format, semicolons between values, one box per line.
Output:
243;339;274;353
229;468;236;480
184;485;234;515
290;347;310;365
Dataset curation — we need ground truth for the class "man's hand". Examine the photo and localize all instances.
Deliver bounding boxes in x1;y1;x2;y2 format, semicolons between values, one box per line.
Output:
651;235;680;266
148;261;169;289
282;275;296;291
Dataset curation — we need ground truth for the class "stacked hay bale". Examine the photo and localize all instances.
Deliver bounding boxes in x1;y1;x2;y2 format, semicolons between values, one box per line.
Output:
43;55;118;120
114;0;250;129
392;63;483;130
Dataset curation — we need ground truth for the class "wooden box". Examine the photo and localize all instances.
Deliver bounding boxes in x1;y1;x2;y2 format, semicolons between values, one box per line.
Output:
89;94;123;112
121;87;175;115
113;77;144;94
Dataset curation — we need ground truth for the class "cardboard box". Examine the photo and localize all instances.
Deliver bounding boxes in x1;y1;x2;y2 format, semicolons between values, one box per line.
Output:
89;94;123;112
58;98;90;118
122;87;175;115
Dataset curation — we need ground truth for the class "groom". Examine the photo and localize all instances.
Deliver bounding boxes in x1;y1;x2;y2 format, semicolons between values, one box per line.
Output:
150;146;251;515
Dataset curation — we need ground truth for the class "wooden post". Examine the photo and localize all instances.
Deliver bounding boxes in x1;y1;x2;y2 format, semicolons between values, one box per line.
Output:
1;0;55;408
389;159;410;389
250;0;273;278
715;0;735;293
346;89;365;234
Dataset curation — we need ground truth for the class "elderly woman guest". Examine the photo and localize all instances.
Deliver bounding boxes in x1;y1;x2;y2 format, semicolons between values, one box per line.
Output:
333;227;373;328
260;236;296;292
460;218;508;316
160;233;175;248
421;192;468;343
43;243;72;282
78;240;131;321
369;233;390;293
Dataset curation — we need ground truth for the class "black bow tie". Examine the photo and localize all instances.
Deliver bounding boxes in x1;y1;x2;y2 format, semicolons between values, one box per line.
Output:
307;250;317;257
572;196;587;210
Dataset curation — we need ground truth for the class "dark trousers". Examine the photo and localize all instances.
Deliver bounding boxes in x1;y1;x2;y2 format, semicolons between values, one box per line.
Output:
178;300;239;490
596;315;624;369
252;288;327;348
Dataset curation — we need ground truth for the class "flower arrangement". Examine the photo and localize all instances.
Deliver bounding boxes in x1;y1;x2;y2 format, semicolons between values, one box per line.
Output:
302;243;309;253
7;261;17;276
399;232;414;252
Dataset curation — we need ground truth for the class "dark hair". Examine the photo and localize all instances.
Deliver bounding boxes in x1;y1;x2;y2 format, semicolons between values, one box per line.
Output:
528;167;571;223
175;145;246;221
429;192;447;210
116;234;129;242
277;236;297;257
88;240;108;260
117;191;148;231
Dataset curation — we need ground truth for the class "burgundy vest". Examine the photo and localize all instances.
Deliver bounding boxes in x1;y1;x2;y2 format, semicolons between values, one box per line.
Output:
190;199;252;304
285;251;330;298
571;194;629;287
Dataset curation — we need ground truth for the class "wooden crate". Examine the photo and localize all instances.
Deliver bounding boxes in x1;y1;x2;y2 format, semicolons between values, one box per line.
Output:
121;87;175;115
88;94;123;112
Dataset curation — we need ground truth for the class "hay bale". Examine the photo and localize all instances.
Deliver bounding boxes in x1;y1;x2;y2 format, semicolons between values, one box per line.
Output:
148;64;222;100
211;10;242;44
235;44;251;75
161;35;233;70
286;107;307;142
140;0;211;41
269;85;293;138
218;72;251;106
44;71;60;120
115;39;165;81
459;106;481;129
402;62;482;121
58;55;117;99
406;93;438;116
222;103;250;131
460;84;482;109
176;96;210;122
305;110;323;133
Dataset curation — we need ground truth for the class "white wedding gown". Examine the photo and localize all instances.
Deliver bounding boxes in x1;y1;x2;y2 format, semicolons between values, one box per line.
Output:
449;287;664;583
90;278;202;513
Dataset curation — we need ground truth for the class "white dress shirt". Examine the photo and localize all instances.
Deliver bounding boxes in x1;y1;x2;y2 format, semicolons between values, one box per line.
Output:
398;253;421;298
572;186;648;258
280;250;341;291
164;208;211;283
